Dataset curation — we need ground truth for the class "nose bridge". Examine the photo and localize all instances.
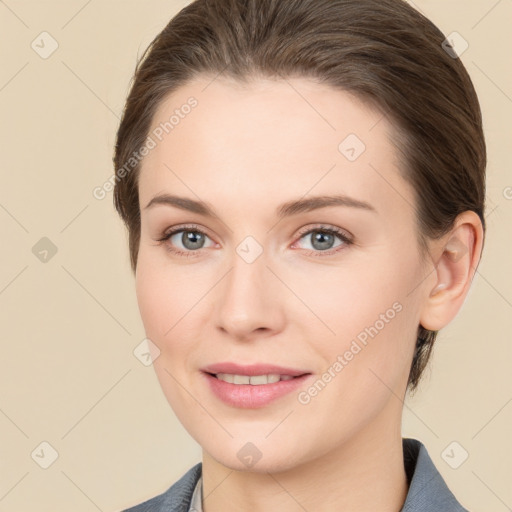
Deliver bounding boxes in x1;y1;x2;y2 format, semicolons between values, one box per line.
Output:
223;244;269;312
215;240;281;338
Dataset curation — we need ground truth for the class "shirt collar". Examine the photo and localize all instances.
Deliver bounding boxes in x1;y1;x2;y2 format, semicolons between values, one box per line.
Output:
189;473;203;512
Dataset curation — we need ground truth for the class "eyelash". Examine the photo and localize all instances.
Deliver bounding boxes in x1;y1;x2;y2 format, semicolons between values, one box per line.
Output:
155;223;353;258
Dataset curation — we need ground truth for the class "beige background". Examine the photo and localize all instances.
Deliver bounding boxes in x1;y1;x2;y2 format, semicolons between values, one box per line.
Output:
0;0;510;510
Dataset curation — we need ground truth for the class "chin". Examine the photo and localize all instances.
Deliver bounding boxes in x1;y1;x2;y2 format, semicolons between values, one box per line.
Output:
210;450;303;474
199;433;313;475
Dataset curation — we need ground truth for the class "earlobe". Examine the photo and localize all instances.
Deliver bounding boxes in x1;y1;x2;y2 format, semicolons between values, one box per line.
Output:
420;211;483;331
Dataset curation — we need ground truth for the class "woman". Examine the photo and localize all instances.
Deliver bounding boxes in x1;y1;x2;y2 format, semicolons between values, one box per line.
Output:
114;0;485;510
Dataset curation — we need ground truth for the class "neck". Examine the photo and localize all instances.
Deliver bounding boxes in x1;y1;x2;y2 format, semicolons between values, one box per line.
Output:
201;409;409;512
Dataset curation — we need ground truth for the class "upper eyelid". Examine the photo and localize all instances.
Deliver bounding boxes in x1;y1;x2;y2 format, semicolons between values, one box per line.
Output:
296;224;351;238
163;223;348;236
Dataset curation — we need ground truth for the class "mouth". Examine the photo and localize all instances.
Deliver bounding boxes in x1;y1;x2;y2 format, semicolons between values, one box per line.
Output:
210;373;299;384
201;363;312;408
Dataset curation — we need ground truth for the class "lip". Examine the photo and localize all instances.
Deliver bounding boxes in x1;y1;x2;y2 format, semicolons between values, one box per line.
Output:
201;362;312;409
202;362;308;377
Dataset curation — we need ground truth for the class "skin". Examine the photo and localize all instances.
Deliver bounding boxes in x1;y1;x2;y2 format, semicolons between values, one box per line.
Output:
135;76;483;511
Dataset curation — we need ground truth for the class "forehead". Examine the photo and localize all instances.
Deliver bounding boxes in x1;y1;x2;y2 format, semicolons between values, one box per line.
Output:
138;76;410;218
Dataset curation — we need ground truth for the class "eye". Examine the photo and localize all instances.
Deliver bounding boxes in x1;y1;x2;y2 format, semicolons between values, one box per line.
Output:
154;223;353;258
155;224;216;256
293;225;353;256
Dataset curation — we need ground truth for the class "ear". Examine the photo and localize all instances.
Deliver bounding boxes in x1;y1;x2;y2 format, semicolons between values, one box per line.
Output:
419;211;484;331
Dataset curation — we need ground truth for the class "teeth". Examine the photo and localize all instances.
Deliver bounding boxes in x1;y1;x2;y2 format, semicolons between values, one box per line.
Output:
233;374;250;384
219;373;234;383
216;373;295;385
248;374;269;385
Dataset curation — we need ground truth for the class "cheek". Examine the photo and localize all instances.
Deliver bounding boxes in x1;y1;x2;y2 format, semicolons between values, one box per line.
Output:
286;252;419;387
135;251;199;341
135;255;200;416
134;256;191;356
281;254;408;340
135;259;168;341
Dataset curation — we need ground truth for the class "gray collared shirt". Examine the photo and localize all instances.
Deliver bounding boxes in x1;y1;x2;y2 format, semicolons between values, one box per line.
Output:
123;438;470;511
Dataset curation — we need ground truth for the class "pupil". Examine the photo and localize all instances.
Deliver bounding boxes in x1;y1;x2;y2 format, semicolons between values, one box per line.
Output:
183;231;204;250
312;231;333;250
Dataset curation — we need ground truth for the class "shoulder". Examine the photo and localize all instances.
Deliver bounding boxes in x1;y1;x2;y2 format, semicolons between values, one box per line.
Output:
122;463;202;512
401;438;469;512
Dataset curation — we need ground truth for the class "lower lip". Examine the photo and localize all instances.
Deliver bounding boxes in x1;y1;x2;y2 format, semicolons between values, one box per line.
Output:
203;372;311;408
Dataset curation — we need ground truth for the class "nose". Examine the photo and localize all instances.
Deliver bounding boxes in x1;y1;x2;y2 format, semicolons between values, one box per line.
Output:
214;247;285;342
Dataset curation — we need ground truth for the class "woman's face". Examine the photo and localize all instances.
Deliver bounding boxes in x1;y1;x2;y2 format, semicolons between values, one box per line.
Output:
135;76;432;472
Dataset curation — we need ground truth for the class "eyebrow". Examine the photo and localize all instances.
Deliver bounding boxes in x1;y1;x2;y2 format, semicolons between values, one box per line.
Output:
144;193;377;218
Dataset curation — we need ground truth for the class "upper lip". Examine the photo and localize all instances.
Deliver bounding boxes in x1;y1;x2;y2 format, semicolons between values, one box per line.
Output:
202;362;310;377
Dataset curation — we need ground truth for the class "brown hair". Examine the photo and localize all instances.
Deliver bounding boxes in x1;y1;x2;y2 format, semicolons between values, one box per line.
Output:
113;0;486;391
